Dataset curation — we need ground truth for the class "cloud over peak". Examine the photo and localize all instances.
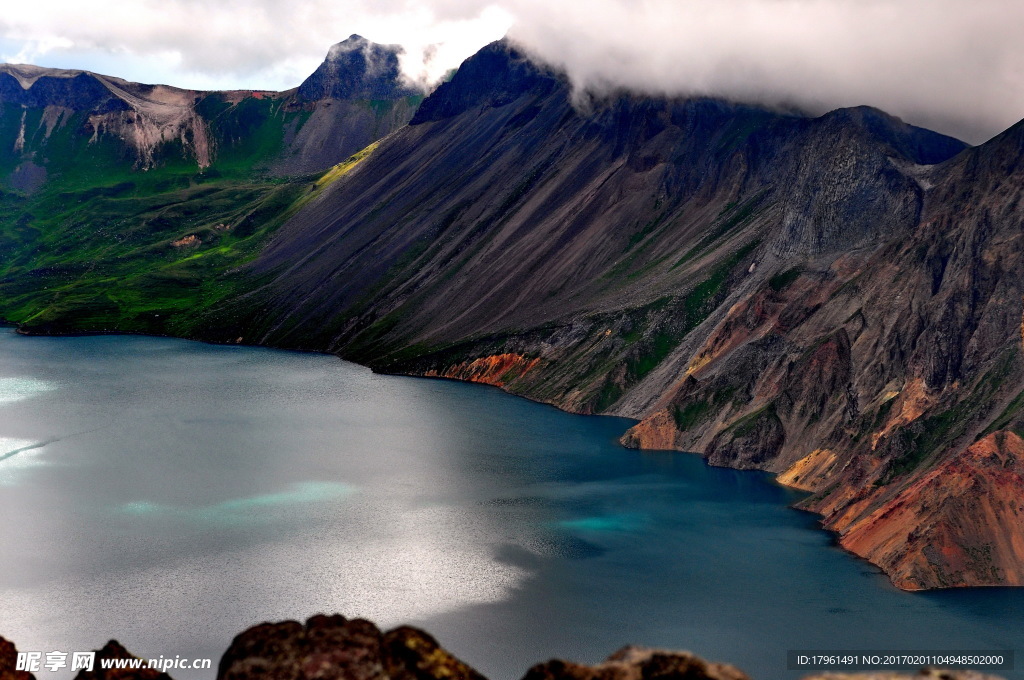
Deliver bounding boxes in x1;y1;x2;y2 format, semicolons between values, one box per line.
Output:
1;0;1021;143
504;0;1024;143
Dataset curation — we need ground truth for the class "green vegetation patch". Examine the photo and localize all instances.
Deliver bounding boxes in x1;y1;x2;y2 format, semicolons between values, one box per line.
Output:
0;140;384;335
672;386;737;431
726;403;778;438
768;266;803;292
673;399;712;430
594;381;624;413
981;387;1024;440
853;396;897;443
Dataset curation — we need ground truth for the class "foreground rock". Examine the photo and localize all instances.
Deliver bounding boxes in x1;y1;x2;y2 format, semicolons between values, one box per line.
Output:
217;615;484;680
72;640;173;680
523;646;749;680
0;635;34;680
803;671;1005;680
2;622;1010;680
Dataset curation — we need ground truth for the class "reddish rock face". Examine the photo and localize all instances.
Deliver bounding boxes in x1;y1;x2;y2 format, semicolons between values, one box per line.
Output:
839;431;1024;589
423;354;541;388
777;449;839;492
619;408;680;451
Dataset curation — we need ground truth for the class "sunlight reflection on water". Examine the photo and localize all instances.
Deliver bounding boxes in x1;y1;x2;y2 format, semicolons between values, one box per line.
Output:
0;376;56;404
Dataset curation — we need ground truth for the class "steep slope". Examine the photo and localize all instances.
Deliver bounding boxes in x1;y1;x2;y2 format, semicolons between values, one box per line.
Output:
271;34;423;175
0;63;214;192
195;40;1024;590
216;41;963;357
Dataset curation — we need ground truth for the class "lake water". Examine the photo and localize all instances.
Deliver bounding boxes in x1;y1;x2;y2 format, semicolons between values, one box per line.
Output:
0;330;1021;680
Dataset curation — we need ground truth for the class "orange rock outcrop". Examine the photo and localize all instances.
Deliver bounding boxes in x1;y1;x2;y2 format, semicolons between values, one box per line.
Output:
839;431;1024;589
424;354;541;388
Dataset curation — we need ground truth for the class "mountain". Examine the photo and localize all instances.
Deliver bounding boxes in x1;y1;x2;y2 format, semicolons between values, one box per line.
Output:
219;40;968;364
0;36;421;337
4;38;1024;591
278;34;422;174
0;34;421;185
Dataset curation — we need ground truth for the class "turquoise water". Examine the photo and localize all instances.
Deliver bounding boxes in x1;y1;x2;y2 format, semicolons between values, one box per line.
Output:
0;330;1020;679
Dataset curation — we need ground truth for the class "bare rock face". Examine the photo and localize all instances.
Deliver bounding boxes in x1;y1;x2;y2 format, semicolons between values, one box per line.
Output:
0;65;212;170
422;353;541;388
0;635;35;680
274;35;422;175
216;615;484;680
522;646;750;680
838;431;1024;589
297;35;419;102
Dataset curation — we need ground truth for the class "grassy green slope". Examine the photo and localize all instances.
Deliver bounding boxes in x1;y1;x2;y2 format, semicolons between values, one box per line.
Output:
0;105;378;336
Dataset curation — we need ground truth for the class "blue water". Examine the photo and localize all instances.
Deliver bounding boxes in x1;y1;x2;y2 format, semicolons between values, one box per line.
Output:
0;331;1020;679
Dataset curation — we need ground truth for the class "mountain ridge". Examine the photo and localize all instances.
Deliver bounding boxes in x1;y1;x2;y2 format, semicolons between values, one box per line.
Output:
0;34;423;179
188;39;1024;591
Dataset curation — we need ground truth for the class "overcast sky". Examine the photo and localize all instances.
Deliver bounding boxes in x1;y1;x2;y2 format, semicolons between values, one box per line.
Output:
1;0;1021;144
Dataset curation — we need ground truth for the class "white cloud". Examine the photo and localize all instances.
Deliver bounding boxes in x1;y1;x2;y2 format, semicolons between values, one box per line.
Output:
503;0;1024;143
1;0;1022;143
0;0;512;92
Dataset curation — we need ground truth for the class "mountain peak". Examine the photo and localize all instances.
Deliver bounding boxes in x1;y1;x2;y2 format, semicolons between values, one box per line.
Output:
411;39;562;124
298;35;420;102
325;34;372;59
818;104;968;165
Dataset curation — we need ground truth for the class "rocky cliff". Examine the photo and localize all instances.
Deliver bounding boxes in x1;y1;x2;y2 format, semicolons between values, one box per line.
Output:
273;35;422;175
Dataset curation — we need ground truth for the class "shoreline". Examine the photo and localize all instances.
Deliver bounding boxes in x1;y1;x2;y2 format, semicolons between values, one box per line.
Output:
0;322;1000;593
